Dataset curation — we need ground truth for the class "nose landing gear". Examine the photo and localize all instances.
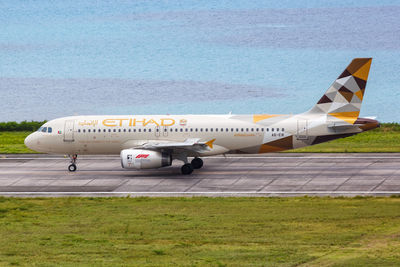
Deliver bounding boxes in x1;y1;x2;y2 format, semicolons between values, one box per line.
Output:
68;154;78;172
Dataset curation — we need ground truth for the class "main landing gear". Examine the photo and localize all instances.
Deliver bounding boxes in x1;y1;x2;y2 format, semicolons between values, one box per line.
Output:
68;154;78;172
180;157;204;175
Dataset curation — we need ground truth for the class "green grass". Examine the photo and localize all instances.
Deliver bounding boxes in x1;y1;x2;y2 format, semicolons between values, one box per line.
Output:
1;123;400;153
0;131;37;154
1;197;400;266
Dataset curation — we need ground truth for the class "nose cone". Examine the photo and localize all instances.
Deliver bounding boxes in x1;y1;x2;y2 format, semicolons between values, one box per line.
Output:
24;133;38;151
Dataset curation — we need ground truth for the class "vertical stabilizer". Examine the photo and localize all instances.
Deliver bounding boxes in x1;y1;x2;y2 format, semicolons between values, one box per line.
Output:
308;58;372;124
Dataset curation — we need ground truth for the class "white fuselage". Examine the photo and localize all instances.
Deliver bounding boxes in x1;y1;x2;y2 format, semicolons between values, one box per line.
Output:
25;114;305;155
24;113;371;157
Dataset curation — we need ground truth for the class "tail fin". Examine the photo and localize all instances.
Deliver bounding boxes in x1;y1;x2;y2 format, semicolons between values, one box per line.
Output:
308;58;372;124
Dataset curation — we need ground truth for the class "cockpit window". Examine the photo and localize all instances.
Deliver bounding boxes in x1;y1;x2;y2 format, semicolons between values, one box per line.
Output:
37;126;53;133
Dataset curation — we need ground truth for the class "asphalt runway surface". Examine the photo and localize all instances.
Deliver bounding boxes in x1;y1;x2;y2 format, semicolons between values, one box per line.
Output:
1;153;400;197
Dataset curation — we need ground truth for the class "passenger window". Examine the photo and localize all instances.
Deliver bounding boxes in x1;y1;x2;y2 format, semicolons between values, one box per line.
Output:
195;128;198;132
124;129;126;132
88;129;91;133
133;129;136;132
180;129;183;132
266;128;269;132
272;128;274;132
256;128;259;132
128;129;131;132
246;128;249;132
108;129;111;132
138;129;141;132
200;128;203;132
282;128;284;131
148;129;151;132
113;129;116;132
42;127;47;133
103;129;106;132
251;128;254;132
185;128;188;132
205;128;208;132
78;129;81;133
48;127;52;133
175;128;178;132
190;128;193;132
241;128;244;132
83;129;86;133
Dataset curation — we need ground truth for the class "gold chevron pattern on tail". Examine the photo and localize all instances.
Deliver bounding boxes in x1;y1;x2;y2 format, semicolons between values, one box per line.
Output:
312;58;372;124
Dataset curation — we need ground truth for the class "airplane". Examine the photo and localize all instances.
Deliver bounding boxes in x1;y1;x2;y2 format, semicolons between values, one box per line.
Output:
25;58;379;175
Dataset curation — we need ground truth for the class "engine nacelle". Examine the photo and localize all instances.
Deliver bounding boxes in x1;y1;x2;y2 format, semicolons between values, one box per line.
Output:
120;149;172;169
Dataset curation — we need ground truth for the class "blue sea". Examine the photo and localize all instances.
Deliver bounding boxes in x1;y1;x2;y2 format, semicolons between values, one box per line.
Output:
1;0;399;122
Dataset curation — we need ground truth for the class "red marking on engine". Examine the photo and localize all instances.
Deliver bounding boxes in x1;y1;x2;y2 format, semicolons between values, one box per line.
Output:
136;154;149;159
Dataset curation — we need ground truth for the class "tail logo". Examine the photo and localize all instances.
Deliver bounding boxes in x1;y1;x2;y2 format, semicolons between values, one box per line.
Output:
313;58;372;124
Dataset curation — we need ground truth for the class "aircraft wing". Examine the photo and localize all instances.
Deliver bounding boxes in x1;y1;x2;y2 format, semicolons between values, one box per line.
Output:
132;138;215;154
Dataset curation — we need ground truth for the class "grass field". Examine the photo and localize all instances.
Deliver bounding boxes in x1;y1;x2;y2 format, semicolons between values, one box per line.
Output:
0;197;400;266
0;123;400;153
0;131;37;154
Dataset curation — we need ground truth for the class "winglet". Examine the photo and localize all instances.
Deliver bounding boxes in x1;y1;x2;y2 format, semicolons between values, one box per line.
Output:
205;138;216;149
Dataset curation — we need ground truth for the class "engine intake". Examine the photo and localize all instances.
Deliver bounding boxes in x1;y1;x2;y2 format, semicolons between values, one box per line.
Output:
120;149;172;169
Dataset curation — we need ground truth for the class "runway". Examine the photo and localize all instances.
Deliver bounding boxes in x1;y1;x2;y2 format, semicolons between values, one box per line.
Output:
1;153;400;197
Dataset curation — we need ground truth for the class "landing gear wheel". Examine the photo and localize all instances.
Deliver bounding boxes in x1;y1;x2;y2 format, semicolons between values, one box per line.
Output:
67;154;78;172
191;158;203;169
181;163;194;175
68;164;77;172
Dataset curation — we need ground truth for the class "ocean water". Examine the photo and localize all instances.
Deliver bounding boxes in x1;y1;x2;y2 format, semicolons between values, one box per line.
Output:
0;1;399;122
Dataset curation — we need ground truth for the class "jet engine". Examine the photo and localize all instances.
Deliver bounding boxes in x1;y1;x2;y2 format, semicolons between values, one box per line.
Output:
120;149;172;169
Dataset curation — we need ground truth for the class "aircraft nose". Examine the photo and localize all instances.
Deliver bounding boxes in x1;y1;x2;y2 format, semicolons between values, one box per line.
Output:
24;133;38;151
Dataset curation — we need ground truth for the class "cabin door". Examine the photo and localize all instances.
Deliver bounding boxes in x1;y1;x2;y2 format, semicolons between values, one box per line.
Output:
64;120;75;142
296;119;308;140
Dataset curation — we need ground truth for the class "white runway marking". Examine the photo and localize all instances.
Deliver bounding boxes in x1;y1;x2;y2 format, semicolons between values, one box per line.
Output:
1;191;400;195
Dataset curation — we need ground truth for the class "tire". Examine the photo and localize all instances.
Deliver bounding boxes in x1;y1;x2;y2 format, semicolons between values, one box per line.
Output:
191;158;203;169
68;164;77;172
181;163;194;175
